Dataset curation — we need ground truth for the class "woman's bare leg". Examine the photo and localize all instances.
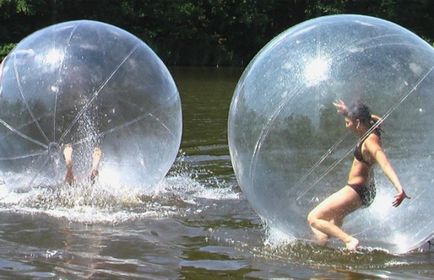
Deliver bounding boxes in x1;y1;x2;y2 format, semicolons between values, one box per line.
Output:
63;144;74;185
310;227;329;246
89;147;102;184
307;186;362;250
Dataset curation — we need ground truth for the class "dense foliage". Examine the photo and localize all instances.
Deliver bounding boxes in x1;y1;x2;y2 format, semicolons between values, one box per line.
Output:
0;0;433;66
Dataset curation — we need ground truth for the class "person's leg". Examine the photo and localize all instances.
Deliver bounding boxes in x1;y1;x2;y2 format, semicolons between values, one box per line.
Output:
89;147;102;184
63;144;74;185
310;227;329;246
307;186;362;250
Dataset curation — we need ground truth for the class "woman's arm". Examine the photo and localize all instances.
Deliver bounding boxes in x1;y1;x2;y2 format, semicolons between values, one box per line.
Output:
366;138;410;207
371;114;381;122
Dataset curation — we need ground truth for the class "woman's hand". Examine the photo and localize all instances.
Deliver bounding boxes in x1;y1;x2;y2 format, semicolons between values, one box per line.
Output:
392;190;410;207
333;99;348;116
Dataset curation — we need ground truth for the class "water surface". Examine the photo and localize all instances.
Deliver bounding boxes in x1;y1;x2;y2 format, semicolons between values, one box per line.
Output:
0;67;432;279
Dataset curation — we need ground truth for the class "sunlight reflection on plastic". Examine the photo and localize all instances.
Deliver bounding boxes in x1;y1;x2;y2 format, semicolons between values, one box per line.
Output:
304;57;330;86
228;15;434;254
0;20;182;191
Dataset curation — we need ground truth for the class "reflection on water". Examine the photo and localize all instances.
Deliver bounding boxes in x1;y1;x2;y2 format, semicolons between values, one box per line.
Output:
0;67;432;278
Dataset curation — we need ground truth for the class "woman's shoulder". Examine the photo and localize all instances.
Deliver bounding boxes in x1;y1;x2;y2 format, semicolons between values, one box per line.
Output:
364;132;382;150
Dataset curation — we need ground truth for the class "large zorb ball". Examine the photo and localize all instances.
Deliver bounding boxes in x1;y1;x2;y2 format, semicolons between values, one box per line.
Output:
228;15;434;254
0;20;182;191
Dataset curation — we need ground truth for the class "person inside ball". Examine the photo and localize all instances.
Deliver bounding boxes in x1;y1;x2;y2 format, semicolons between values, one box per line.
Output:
63;144;102;185
307;100;410;251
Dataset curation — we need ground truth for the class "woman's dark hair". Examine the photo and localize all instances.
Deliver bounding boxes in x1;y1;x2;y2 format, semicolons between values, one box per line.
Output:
347;102;371;125
347;101;382;134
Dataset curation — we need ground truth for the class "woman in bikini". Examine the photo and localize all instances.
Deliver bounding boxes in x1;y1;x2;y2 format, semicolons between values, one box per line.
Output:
307;100;410;250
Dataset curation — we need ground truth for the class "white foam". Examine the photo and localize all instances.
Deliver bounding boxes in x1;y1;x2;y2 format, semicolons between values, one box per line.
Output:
264;224;297;247
0;162;239;223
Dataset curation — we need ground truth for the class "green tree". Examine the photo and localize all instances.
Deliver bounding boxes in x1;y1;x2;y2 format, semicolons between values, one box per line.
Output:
1;0;433;65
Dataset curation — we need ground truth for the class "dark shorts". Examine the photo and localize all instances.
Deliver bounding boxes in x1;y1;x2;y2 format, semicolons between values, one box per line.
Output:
348;181;376;207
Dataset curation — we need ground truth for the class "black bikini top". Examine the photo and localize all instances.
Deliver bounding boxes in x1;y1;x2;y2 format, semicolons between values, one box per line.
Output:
354;130;380;165
354;139;370;165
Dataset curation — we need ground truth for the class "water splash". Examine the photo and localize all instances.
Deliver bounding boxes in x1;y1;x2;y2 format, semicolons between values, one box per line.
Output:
0;153;239;224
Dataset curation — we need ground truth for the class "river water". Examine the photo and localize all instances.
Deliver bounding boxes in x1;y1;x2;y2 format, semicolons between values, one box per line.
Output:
0;67;432;279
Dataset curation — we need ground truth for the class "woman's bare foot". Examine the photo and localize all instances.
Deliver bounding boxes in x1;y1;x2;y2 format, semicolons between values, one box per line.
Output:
345;237;360;251
90;147;102;184
63;144;74;185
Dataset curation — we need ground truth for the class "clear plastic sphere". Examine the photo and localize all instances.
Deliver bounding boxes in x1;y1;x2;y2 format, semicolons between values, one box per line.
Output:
228;15;434;253
0;20;182;191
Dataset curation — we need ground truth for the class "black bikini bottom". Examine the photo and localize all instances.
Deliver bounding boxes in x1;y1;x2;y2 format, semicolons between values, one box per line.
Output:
348;181;376;208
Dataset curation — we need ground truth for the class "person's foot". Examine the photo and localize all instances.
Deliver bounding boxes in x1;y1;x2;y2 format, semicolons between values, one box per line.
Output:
345;237;360;251
63;144;74;185
90;147;102;183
